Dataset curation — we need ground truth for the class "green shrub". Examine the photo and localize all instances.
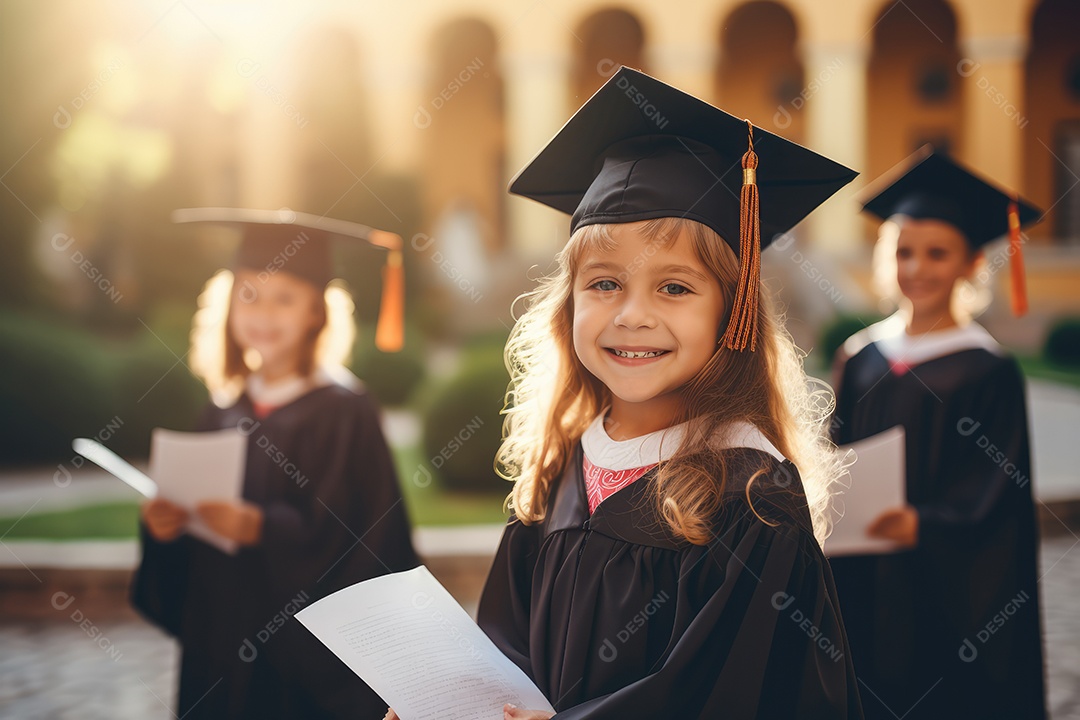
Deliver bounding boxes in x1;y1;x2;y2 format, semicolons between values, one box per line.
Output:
0;313;114;462
816;313;884;365
110;337;206;456
1045;317;1080;368
420;348;508;494
0;312;205;464
351;324;427;407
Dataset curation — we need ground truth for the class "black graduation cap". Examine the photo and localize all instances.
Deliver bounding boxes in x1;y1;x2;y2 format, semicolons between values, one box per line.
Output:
859;146;1044;315
509;66;858;350
171;207;404;351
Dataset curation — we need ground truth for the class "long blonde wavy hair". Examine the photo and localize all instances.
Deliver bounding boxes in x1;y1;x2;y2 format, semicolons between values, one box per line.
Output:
498;217;843;547
189;269;357;406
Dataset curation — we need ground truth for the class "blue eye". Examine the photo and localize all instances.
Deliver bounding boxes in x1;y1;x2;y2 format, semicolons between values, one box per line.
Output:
660;283;690;295
590;279;619;292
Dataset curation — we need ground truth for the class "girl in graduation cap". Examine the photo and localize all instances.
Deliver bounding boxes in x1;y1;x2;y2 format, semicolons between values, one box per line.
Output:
829;147;1047;719
452;67;864;719
132;209;418;720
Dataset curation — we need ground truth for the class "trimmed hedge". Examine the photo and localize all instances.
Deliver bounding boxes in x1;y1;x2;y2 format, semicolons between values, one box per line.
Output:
1045;317;1080;368
419;346;508;494
816;313;884;365
0;313;205;464
351;324;427;407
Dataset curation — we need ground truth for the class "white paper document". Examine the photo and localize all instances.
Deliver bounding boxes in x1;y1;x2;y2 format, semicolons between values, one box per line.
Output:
72;438;159;499
295;566;554;720
148;428;246;554
824;425;907;557
73;428;247;554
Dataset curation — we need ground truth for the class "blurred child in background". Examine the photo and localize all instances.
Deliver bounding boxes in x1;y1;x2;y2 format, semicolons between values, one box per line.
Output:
134;208;417;720
830;149;1046;719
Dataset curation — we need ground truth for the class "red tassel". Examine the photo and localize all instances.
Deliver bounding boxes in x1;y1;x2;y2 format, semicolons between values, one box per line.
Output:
1007;199;1028;317
723;120;762;352
365;230;405;353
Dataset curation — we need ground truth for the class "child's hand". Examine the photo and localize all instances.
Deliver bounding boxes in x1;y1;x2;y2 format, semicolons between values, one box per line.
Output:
867;505;919;547
196;500;264;546
382;709;399;720
141;498;189;542
503;703;555;719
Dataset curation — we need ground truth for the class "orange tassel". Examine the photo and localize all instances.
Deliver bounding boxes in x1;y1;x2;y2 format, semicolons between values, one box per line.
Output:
1007;199;1028;317
375;246;404;352
723;120;762;352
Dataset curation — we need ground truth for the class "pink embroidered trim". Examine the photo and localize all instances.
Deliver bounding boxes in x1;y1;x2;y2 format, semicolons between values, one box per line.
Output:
583;456;657;514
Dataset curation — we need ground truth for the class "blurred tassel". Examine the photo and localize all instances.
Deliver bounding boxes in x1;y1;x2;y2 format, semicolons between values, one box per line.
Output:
723;120;762;352
375;246;404;352
1007;199;1028;317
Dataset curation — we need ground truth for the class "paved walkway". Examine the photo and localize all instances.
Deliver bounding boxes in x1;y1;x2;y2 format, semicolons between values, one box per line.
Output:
1;533;1076;719
1;395;1078;718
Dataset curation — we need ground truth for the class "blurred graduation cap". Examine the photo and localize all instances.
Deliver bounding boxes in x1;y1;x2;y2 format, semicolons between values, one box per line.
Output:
860;145;1044;316
172;207;403;351
510;66;858;351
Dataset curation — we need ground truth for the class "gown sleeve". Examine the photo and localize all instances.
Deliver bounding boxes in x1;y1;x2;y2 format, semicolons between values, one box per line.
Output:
130;527;191;637
256;390;418;596
476;518;541;675
129;403;221;636
912;357;1031;537
548;519;862;719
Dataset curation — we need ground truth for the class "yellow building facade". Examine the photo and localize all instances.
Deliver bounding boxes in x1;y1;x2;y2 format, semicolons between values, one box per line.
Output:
224;0;1079;341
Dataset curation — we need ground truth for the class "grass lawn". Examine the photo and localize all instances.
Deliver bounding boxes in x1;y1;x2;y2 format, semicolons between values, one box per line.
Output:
1016;355;1080;389
0;444;508;541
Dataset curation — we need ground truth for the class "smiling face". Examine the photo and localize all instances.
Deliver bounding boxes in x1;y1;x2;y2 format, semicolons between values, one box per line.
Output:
571;221;726;436
893;217;977;320
228;269;325;379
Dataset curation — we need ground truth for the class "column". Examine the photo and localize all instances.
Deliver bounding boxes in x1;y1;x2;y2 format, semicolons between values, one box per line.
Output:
802;39;870;255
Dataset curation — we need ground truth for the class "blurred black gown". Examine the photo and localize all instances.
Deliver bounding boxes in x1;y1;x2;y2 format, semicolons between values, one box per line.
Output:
132;379;418;719
478;434;864;719
830;317;1046;719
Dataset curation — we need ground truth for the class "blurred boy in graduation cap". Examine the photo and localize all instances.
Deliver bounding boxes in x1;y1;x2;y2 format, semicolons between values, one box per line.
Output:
830;147;1047;719
438;66;867;720
132;208;418;720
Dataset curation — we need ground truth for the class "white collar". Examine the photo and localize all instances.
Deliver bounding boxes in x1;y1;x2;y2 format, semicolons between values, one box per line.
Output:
581;414;786;470
845;313;1002;367
246;366;343;407
581;414;686;471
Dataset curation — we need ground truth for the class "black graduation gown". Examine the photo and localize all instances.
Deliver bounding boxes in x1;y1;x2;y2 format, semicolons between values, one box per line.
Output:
477;444;864;719
131;382;419;719
830;338;1046;719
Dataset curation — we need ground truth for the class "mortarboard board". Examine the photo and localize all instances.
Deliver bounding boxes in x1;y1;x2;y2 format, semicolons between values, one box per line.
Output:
859;146;1044;316
172;207;404;351
509;66;858;351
